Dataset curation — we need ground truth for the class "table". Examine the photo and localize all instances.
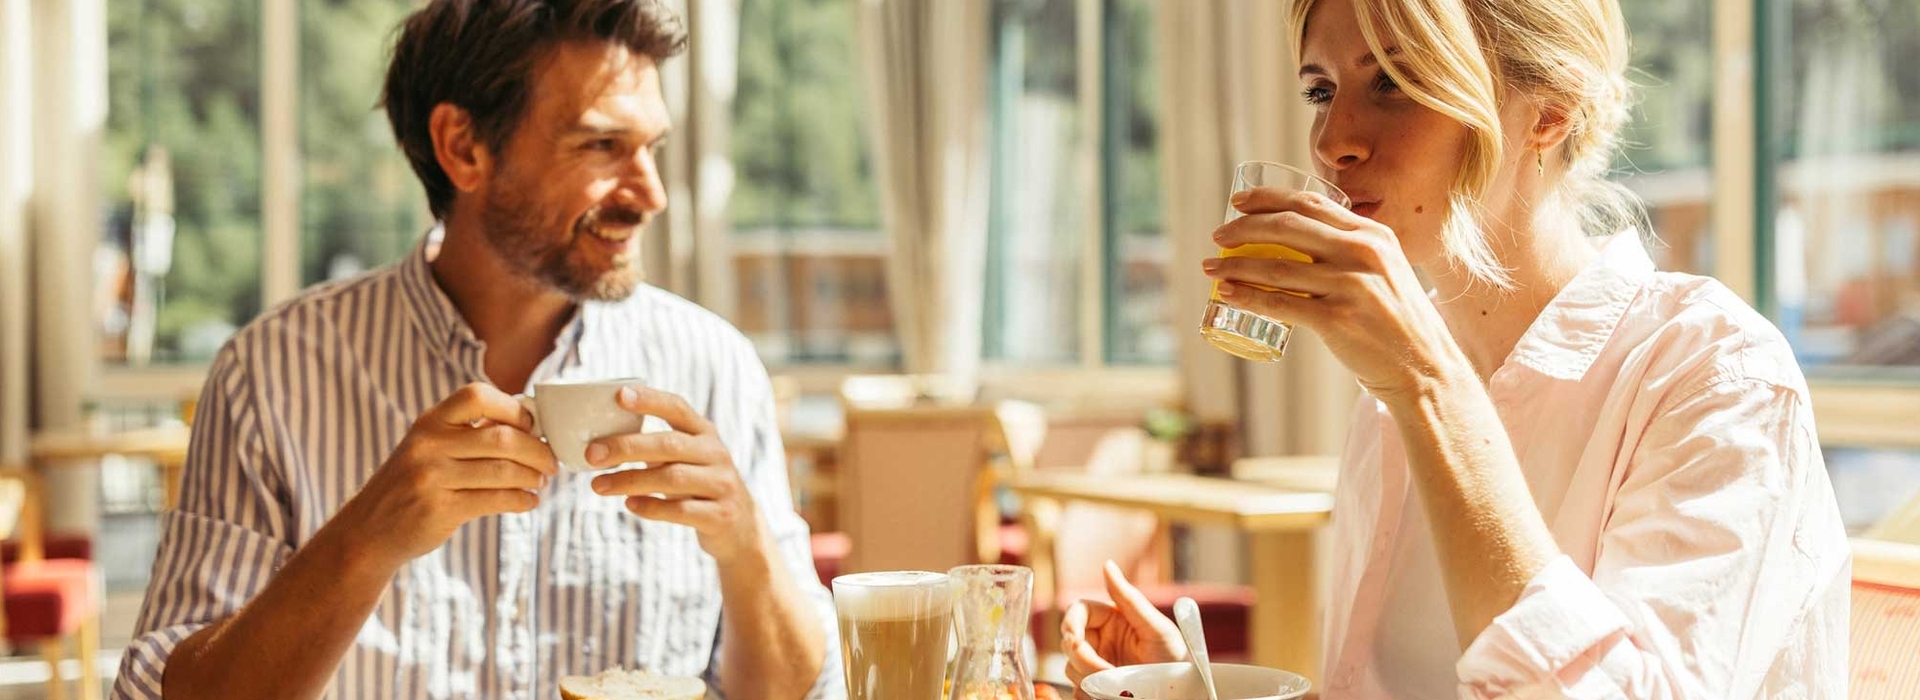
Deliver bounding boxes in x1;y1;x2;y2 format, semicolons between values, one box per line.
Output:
1009;471;1334;683
1230;455;1340;493
30;424;191;509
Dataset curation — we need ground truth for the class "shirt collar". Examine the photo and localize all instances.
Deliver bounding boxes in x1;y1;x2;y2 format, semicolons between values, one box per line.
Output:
1500;230;1656;381
396;235;479;362
397;232;596;373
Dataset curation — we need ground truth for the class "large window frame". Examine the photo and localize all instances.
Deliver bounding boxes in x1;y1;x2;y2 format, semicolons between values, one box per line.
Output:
82;0;1919;447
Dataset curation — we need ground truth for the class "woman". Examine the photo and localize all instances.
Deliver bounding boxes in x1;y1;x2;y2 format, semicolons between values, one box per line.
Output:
1061;0;1849;698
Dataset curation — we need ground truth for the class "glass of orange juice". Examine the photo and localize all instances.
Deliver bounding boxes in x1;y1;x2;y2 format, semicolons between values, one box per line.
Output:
1200;160;1350;362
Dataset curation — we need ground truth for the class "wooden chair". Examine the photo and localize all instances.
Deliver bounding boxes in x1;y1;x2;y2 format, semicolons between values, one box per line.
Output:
1021;412;1257;659
1851;537;1920;699
0;465;101;700
834;401;1044;575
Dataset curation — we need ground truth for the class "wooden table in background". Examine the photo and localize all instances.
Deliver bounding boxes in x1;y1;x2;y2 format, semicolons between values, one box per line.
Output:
30;424;191;510
1010;471;1335;684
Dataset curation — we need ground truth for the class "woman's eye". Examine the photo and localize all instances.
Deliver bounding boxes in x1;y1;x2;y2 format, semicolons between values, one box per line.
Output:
1374;71;1401;94
1301;86;1333;106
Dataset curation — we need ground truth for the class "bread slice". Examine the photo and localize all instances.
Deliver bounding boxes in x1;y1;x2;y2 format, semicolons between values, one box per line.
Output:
557;669;707;700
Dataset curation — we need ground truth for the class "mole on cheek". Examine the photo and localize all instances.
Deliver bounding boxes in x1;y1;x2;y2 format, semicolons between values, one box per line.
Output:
1415;205;1425;213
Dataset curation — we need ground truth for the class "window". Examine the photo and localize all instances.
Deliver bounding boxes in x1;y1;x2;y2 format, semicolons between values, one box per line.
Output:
100;0;263;365
984;0;1170;367
730;0;894;366
1761;0;1920;373
1616;0;1715;275
300;0;429;285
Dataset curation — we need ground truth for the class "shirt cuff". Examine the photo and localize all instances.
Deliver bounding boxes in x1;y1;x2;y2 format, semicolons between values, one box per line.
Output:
1456;555;1631;698
112;622;211;700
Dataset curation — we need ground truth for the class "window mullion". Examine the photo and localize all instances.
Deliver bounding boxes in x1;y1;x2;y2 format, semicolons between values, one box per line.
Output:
1076;0;1104;368
260;0;300;306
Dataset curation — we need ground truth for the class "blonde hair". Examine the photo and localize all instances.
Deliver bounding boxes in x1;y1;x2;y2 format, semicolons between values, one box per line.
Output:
1290;0;1641;289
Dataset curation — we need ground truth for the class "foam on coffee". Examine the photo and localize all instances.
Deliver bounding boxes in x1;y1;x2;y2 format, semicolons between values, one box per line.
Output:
833;571;953;620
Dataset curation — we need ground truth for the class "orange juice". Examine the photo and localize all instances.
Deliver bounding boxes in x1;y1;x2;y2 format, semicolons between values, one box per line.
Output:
1210;243;1314;299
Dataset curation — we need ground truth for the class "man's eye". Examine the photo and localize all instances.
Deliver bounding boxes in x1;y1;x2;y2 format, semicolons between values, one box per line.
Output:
587;139;618;152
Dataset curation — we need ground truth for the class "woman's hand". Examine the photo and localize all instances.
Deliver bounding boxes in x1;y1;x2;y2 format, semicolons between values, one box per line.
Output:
1204;188;1467;401
1059;562;1187;700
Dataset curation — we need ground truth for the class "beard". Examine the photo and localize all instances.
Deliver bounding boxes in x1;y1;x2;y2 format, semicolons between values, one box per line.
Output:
478;176;647;302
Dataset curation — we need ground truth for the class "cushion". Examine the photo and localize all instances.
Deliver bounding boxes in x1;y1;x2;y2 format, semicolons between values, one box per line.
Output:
3;558;97;641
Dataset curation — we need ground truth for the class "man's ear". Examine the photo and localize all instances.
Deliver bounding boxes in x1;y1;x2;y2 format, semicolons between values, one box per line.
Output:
429;103;494;195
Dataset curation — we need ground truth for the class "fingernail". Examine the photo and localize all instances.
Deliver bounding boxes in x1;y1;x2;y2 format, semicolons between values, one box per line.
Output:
1201;258;1222;272
539;475;550;489
586;443;608;464
618;386;639;405
591;476;609;494
1230;190;1250;206
1218;283;1240;298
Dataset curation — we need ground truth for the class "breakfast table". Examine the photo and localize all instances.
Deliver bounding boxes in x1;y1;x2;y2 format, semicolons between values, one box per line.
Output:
1009;471;1335;686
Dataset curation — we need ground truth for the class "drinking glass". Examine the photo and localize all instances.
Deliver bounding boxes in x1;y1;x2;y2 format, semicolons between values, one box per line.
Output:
1199;161;1350;362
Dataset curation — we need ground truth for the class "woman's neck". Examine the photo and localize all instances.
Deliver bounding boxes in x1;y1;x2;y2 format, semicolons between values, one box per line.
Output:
1425;204;1598;383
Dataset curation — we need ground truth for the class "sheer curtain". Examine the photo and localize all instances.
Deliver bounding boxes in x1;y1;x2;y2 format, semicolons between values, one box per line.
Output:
1;0;30;467
1154;0;1357;461
1153;0;1356;600
855;0;993;380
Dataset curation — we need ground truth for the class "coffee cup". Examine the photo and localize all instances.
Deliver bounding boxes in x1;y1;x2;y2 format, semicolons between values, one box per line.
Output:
516;378;658;472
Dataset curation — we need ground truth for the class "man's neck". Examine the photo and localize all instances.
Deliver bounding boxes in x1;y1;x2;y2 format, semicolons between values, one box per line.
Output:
429;213;577;394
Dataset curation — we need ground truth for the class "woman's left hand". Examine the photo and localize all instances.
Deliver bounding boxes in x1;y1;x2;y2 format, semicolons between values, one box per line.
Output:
1204;187;1467;401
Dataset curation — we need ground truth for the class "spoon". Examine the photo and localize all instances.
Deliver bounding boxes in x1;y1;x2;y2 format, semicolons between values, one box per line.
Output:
1173;597;1220;700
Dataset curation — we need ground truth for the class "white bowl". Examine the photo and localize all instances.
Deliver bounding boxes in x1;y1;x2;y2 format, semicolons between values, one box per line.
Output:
1079;663;1311;700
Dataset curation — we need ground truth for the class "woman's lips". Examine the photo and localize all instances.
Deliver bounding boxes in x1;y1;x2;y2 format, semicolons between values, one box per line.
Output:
1351;201;1382;219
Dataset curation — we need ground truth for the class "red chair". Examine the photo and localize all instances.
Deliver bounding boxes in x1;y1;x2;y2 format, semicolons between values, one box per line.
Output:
1020;413;1256;660
1850;538;1920;699
0;467;101;700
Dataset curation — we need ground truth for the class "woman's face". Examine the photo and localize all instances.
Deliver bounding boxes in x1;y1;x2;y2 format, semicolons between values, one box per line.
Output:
1297;0;1473;269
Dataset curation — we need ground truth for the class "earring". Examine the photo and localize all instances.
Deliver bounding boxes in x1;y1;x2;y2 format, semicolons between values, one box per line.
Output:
1536;150;1546;176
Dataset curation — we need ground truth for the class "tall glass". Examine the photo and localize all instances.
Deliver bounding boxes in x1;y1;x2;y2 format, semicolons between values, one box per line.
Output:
1199;161;1351;362
948;565;1036;700
832;571;955;700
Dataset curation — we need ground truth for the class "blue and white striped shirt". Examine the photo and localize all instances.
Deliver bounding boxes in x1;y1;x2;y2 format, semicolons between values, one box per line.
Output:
114;240;842;700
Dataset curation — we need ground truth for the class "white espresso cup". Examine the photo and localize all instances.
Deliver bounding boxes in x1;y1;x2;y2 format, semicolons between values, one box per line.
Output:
516;378;654;472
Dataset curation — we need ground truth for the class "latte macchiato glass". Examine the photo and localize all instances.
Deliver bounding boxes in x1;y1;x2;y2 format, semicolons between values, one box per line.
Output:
832;571;955;700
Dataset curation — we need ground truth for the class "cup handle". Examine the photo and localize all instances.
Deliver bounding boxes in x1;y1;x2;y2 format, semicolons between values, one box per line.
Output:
515;395;544;439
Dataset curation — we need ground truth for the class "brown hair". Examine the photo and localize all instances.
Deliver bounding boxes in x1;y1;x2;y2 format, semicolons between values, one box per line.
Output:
381;0;687;218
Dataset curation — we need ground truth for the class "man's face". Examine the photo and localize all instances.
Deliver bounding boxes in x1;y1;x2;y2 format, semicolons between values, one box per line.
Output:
477;41;671;301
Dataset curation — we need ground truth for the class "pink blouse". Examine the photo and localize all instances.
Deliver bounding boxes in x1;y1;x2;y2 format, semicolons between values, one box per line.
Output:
1322;231;1851;699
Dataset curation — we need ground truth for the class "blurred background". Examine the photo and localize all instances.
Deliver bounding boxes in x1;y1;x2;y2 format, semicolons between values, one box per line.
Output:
0;0;1916;697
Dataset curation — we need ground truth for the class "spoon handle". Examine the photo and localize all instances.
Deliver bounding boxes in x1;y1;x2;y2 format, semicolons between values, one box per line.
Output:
1173;597;1219;700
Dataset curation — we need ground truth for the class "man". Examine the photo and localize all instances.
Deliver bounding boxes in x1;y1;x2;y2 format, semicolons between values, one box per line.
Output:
113;2;839;699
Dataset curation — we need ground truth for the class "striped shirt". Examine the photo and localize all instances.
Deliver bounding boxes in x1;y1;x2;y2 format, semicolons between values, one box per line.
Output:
114;238;843;700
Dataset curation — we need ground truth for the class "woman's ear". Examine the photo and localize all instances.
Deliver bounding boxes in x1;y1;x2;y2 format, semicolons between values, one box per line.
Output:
1526;100;1574;156
430;103;495;196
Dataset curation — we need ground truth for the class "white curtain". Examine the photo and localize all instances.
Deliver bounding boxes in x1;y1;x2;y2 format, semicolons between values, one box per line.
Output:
1;0;32;466
855;0;993;380
1155;0;1357;460
654;0;739;308
1154;1;1355;599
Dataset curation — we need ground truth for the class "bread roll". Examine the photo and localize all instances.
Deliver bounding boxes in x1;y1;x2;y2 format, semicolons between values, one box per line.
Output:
556;669;707;700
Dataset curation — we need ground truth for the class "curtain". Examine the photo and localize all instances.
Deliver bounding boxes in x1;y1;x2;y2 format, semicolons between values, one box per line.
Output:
653;0;739;306
1155;0;1357;460
855;0;993;381
1154;0;1355;597
1;0;31;466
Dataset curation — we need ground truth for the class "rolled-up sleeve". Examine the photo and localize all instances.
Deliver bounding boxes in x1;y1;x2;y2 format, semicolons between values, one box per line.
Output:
113;347;297;700
1457;377;1850;700
704;351;844;700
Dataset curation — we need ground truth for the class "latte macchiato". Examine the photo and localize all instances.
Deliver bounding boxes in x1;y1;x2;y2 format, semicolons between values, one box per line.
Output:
832;571;955;700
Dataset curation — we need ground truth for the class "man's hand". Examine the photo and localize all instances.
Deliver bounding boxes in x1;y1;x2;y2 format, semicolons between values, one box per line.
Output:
332;382;560;572
585;385;767;565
